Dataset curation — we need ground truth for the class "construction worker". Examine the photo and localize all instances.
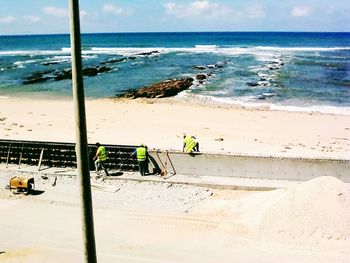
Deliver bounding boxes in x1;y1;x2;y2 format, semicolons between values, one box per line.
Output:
132;144;148;176
93;142;109;176
183;134;199;153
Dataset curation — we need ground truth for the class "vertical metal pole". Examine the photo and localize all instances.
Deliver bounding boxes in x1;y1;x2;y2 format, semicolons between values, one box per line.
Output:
6;143;11;168
38;148;45;171
18;144;24;169
68;0;97;263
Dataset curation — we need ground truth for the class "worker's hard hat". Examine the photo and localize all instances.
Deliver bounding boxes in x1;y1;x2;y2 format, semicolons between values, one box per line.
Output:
140;143;145;147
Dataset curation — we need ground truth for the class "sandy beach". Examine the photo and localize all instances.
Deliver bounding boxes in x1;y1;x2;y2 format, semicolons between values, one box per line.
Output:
0;96;350;262
0;96;349;159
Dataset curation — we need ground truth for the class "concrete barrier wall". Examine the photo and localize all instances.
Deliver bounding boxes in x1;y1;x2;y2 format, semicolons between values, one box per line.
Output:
149;151;350;182
1;139;349;182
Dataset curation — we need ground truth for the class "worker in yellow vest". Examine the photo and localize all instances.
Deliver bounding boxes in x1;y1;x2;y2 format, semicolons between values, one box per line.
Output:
183;134;199;153
132;144;148;176
93;142;109;176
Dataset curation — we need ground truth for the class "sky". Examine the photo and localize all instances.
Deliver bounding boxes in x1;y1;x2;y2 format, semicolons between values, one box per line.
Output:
1;0;350;35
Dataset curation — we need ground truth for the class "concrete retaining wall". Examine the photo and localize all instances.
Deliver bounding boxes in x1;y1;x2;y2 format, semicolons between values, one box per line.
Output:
1;139;349;182
149;151;350;182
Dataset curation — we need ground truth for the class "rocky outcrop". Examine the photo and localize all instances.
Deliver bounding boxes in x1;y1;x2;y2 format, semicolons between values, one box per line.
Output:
119;78;194;99
196;74;207;80
101;57;128;65
22;70;55;84
23;66;112;84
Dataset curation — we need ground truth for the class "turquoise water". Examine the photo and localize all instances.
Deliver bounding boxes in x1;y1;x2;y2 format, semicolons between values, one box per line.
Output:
0;32;349;113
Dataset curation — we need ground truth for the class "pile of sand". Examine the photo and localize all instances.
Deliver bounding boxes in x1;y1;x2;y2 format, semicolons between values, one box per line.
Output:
235;176;350;241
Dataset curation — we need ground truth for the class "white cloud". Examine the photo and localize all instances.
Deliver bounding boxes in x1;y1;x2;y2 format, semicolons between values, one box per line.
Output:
101;4;132;16
24;15;41;23
102;4;123;15
244;4;266;19
80;10;88;18
42;6;69;17
291;6;312;17
0;16;16;24
164;0;232;19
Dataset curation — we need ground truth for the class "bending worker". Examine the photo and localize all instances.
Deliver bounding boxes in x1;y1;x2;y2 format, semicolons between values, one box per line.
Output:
183;134;199;153
93;142;109;176
132;144;148;176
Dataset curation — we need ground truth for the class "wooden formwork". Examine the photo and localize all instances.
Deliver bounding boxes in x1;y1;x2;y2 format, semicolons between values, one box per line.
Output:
0;139;139;172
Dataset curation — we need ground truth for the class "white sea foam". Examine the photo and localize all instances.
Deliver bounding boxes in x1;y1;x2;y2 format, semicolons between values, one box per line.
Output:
195;45;219;50
0;50;70;56
253;46;350;52
90;47;167;56
61;47;71;52
269;104;350;115
1;45;348;58
182;93;350;115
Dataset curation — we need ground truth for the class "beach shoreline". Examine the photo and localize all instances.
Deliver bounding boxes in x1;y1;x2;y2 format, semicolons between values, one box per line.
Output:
0;96;349;160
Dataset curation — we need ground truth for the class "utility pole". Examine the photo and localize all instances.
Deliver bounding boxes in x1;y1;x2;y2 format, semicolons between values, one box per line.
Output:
68;0;97;262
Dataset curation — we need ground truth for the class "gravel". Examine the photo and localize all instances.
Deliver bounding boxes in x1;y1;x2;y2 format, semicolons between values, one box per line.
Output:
0;170;214;214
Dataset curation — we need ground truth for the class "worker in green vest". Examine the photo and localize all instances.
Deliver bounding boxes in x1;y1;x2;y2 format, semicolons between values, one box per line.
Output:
183;134;199;153
132;144;148;176
93;142;109;176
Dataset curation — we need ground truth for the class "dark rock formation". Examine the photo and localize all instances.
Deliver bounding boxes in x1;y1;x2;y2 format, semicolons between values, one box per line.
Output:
135;50;159;56
101;57;127;65
97;66;112;74
23;70;55;84
246;82;259;87
83;66;112;76
119;78;194;99
54;69;72;81
83;67;99;77
53;66;112;80
42;61;60;66
194;65;206;70
196;74;207;80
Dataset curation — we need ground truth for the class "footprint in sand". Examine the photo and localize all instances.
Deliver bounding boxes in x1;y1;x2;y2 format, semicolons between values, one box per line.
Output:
0;117;6;121
27;129;32;132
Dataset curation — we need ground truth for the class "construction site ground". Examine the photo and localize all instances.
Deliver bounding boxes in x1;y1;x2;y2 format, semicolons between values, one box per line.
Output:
0;163;349;263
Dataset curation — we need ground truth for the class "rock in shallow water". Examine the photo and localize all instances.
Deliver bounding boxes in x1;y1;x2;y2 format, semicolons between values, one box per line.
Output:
118;78;194;99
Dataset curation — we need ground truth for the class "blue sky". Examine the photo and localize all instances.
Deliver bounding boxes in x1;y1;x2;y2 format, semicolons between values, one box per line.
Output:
1;0;350;35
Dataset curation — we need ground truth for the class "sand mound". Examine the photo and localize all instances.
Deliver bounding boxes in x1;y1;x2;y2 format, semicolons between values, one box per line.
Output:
260;176;350;240
236;176;350;241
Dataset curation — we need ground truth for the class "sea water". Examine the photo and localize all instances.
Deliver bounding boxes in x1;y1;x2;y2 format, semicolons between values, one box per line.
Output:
0;32;349;114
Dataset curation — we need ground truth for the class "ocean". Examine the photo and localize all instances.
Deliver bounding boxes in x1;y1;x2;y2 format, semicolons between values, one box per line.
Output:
0;32;349;114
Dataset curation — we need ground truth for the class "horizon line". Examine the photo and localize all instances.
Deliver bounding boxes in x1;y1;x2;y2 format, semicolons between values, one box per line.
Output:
1;30;350;37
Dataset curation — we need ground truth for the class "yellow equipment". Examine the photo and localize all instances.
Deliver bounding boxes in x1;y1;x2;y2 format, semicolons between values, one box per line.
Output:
8;176;35;194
